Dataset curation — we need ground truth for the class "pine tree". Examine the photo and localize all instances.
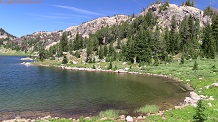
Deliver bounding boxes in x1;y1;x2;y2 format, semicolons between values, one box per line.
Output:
117;37;121;49
202;24;215;59
203;5;214;17
103;45;108;57
39;46;45;62
180;16;190;56
86;41;92;57
60;32;68;52
108;60;112;70
165;26;171;53
135;28;152;64
62;55;68;64
193;100;207;122
212;14;218;52
125;37;135;63
108;42;115;57
73;33;84;50
169;15;180;54
192;60;198;70
180;54;185;64
98;45;104;60
57;43;63;57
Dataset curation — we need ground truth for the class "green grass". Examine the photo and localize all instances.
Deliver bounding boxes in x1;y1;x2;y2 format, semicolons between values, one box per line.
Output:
0;46;30;56
99;109;119;119
135;105;159;114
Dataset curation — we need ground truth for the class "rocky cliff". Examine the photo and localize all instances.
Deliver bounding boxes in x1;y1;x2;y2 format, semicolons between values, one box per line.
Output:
65;14;129;38
139;4;211;29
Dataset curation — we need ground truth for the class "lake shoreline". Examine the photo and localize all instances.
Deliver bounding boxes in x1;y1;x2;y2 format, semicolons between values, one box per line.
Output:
3;61;196;121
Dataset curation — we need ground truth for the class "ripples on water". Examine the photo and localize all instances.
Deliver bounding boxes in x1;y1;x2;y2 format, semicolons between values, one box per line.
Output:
0;56;189;119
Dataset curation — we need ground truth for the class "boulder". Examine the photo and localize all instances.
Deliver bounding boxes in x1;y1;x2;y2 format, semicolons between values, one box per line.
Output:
126;116;133;122
190;92;200;100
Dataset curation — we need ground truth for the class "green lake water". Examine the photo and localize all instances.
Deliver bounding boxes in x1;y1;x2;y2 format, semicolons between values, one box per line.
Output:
0;56;189;119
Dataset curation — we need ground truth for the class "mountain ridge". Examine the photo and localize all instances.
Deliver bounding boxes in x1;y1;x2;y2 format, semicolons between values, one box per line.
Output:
1;3;216;52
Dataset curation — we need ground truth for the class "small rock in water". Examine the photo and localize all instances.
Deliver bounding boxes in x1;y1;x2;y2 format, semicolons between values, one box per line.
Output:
126;116;133;122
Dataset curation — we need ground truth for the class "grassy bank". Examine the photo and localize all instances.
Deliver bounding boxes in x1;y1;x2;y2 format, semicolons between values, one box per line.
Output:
31;58;218;122
0;46;30;56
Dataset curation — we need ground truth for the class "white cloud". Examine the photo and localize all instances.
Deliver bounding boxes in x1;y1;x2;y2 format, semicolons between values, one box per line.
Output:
52;5;102;16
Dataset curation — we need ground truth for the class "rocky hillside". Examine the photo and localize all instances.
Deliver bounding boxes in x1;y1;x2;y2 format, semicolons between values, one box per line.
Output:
65;14;129;38
13;14;129;50
0;28;16;40
139;4;211;30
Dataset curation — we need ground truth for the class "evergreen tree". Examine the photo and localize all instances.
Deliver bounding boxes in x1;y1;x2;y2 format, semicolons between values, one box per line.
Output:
62;55;68;64
117;37;121;49
203;5;214;17
39;46;45;62
180;16;191;57
103;45;108;57
153;26;164;59
86;41;92;57
68;39;73;54
165;26;171;53
90;35;99;51
60;32;68;52
125;37;135;63
180;54;185;64
98;45;104;59
212;14;218;52
135;28;152;64
108;60;113;70
169;15;180;54
108;42;115;57
57;43;63;57
202;24;215;59
192;60;198;70
73;33;84;50
193;100;207;122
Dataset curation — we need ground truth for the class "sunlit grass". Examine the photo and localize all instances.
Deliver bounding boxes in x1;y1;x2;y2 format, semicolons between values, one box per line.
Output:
135;105;159;114
99;109;120;119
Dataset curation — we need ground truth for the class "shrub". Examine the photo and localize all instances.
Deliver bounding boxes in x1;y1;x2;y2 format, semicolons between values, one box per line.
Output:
75;51;81;58
108;61;112;70
92;65;96;69
62;55;68;64
193;100;207;122
180;55;185;64
192;61;198;70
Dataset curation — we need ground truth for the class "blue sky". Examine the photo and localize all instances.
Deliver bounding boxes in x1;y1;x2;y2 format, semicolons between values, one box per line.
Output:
0;0;217;37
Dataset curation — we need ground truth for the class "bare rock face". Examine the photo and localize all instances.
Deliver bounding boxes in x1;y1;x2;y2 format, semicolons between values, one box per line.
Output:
139;4;211;29
0;28;16;40
64;14;129;38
